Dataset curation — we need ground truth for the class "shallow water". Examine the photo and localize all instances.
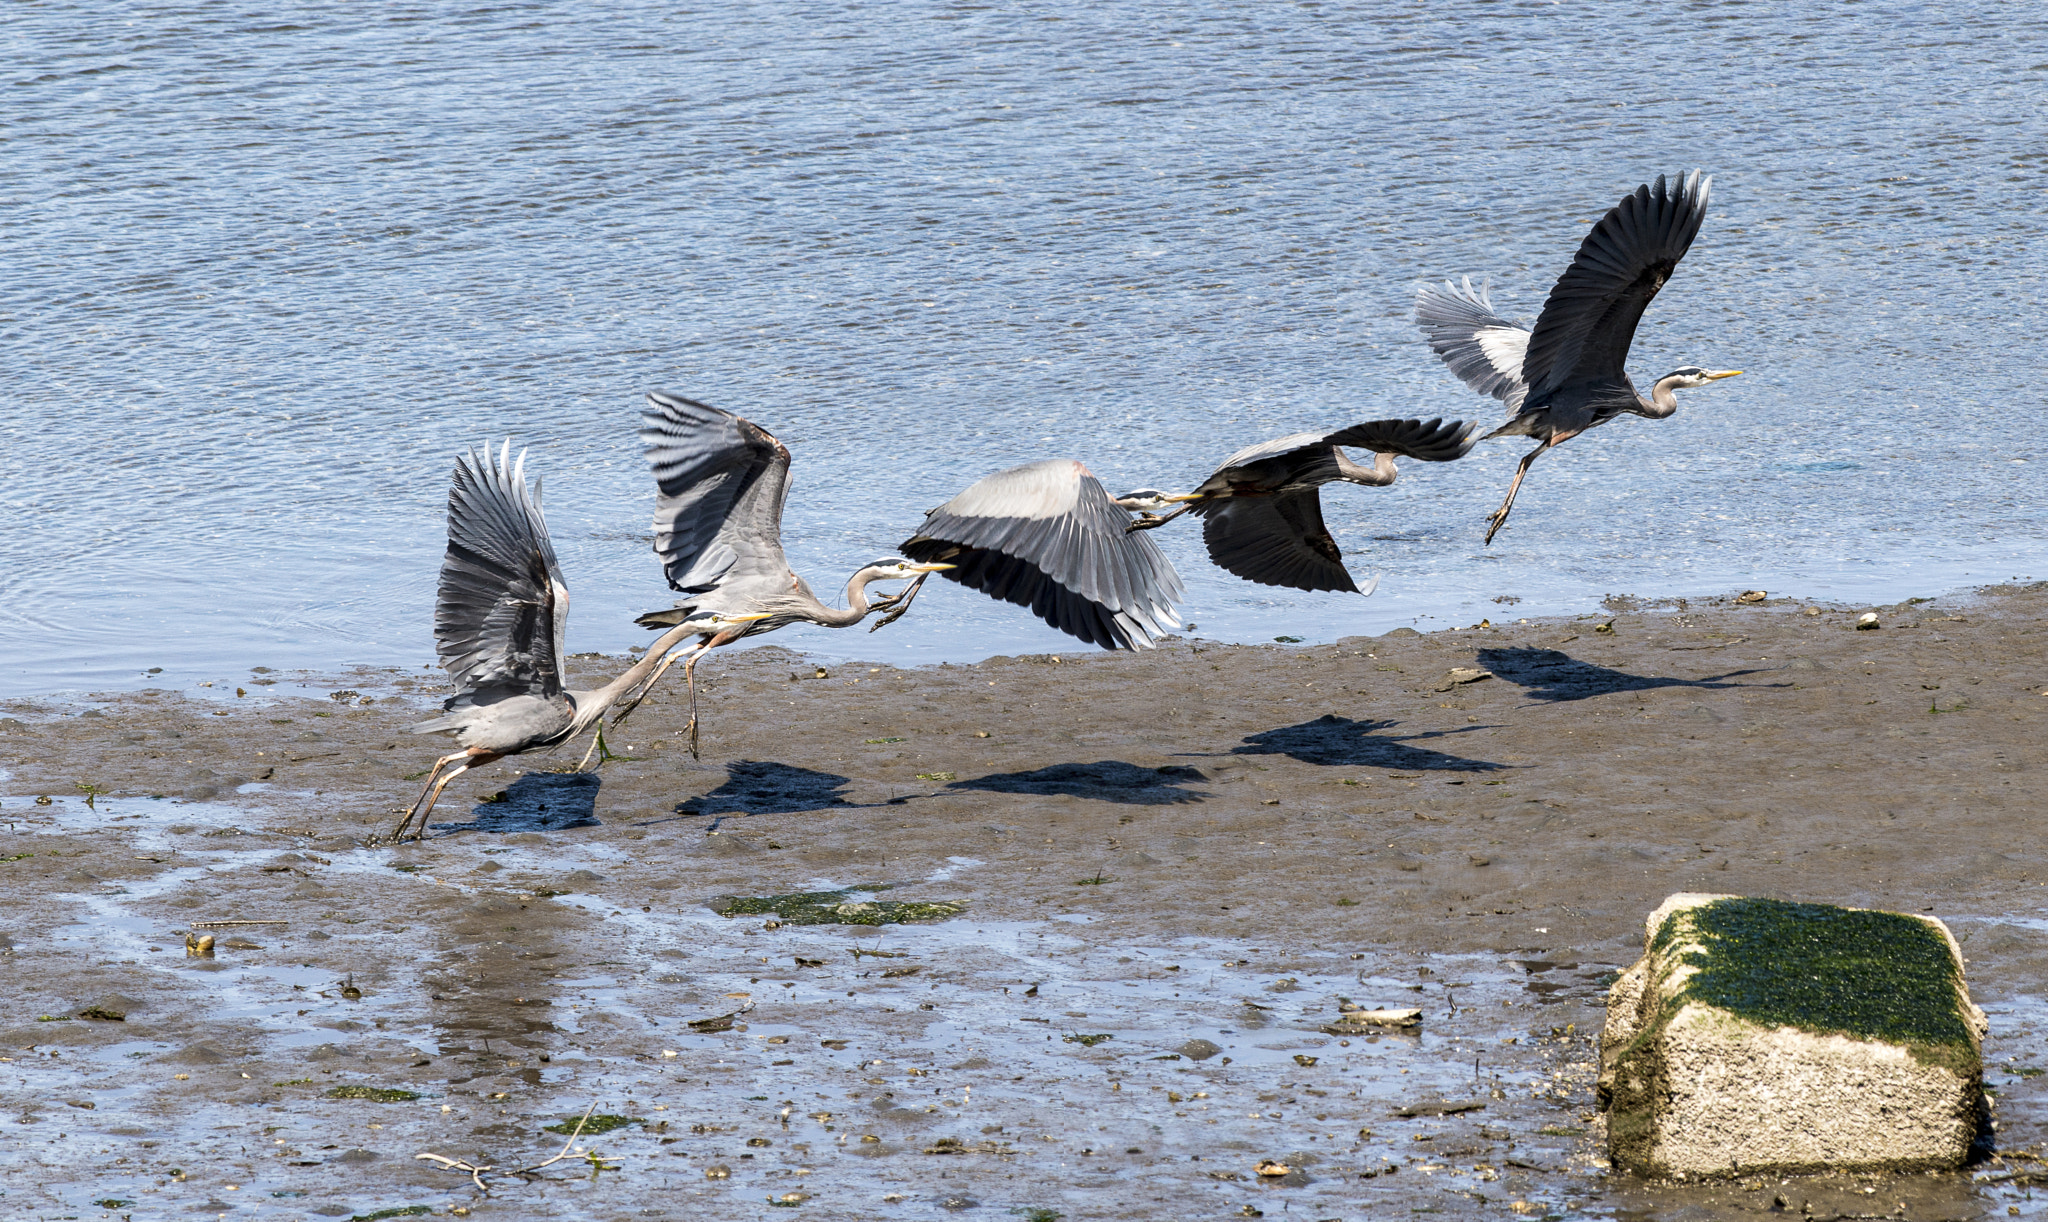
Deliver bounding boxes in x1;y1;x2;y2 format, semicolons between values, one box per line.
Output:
4;1;2045;697
7;783;2043;1219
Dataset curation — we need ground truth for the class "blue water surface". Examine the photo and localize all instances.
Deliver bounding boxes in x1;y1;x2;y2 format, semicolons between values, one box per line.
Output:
2;1;2043;696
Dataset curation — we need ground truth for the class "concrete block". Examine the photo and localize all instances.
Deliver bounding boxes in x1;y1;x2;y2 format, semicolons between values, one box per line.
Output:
1599;892;1987;1178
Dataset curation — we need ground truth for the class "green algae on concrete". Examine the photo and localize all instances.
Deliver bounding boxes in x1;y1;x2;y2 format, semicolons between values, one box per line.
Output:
1651;896;1975;1070
1602;892;1986;1179
712;885;966;926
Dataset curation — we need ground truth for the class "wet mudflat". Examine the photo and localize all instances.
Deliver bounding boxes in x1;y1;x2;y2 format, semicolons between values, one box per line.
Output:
1;589;2045;1221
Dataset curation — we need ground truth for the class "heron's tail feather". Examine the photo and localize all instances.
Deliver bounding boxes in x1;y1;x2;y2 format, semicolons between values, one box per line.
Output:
409;714;464;736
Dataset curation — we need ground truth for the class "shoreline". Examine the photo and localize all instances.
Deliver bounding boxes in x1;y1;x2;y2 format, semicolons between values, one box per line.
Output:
0;583;2043;1217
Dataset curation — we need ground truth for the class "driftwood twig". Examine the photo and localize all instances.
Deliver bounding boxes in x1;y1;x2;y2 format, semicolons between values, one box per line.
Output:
415;1099;603;1193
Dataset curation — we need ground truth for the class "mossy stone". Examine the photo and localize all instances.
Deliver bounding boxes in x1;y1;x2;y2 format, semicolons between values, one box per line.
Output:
1650;896;1975;1070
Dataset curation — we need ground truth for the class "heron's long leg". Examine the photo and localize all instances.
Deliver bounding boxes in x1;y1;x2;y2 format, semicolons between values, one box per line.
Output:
608;642;697;732
1483;432;1578;546
683;647;711;759
1124;504;1194;534
390;748;500;843
869;572;932;632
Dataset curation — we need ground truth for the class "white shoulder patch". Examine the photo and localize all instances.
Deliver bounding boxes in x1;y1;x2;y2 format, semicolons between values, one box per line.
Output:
1475;326;1530;378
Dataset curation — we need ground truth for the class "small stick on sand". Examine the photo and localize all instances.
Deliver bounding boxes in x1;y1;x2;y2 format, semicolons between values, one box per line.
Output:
415;1099;602;1194
191;920;290;927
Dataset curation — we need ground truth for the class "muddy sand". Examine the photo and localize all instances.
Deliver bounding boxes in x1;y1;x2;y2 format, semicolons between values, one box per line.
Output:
2;587;2045;1221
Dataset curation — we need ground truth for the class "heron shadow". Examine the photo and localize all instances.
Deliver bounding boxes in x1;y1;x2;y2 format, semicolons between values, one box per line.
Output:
1229;714;1506;772
947;760;1210;806
1477;647;1780;703
677;760;857;817
433;771;602;835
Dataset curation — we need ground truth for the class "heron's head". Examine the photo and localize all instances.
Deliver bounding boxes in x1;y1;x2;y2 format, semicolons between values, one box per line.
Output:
1661;367;1743;390
1114;488;1189;512
682;610;774;635
860;557;955;580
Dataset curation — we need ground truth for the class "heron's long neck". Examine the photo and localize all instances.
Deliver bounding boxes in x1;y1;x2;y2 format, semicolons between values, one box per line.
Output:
1334;448;1398;487
566;622;699;734
814;565;893;629
1640;376;1683;419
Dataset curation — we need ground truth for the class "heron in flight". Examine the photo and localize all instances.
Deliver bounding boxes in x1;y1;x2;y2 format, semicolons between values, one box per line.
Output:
1416;171;1741;544
1117;417;1477;594
617;392;1187;749
391;442;767;842
612;391;956;756
893;459;1186;650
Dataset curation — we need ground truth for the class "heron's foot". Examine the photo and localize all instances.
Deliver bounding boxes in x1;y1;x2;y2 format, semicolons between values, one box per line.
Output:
870;600;913;632
685;716;702;760
1482;510;1510;546
1124;513;1166;534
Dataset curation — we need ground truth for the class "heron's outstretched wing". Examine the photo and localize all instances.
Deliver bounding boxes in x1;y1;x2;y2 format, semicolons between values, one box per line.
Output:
1323;416;1480;462
640;391;795;604
1521;171;1711;401
1415;278;1530;414
899;459;1186;651
1199;491;1358;594
435;441;568;702
1209;431;1331;474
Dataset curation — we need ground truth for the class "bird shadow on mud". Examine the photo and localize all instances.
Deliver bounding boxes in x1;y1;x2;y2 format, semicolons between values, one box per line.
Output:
1477;647;1783;703
946;761;1210;805
432;772;602;835
674;760;861;817
1227;714;1507;772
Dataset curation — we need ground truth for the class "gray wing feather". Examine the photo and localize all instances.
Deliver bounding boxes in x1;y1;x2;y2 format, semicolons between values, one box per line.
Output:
899;459;1185;651
434;441;568;702
641;391;795;607
1322;417;1480;462
1198;491;1358;594
1521;171;1711;401
1415;277;1531;414
1211;432;1331;473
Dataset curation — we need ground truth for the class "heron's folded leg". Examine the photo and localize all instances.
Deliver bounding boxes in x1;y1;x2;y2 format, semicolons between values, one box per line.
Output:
1483;433;1576;546
1124;504;1193;534
869;572;932;632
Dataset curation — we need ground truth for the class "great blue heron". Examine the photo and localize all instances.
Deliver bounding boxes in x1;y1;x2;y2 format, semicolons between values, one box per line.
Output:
611;391;955;756
1416;171;1742;544
1116;417;1478;593
391;442;768;842
894;458;1185;650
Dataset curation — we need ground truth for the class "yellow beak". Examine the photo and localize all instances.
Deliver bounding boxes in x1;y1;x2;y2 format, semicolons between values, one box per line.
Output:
1162;492;1204;503
732;612;774;623
1706;369;1744;380
910;562;955;573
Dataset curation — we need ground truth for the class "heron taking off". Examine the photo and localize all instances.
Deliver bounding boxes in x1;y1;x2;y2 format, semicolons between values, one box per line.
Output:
1416;171;1741;544
393;442;766;842
614;391;955;755
1118;417;1478;594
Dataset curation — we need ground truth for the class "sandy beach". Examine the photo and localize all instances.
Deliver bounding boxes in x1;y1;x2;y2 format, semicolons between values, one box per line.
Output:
1;586;2043;1220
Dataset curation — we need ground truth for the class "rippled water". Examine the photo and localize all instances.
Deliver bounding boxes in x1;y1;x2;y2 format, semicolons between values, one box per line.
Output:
4;1;2043;696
